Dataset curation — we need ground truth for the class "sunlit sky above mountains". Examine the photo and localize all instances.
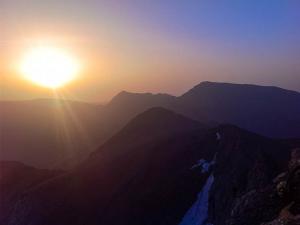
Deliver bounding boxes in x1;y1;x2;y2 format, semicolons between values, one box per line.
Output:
1;0;300;101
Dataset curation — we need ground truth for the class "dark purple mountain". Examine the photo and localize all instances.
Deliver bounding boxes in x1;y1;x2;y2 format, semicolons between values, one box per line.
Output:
176;82;300;138
0;161;61;224
1;107;298;225
1;82;299;169
107;82;300;138
0;99;108;168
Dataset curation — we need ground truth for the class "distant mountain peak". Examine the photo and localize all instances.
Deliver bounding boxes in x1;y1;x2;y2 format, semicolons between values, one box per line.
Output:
110;91;174;101
121;107;203;133
92;106;206;158
136;106;176;116
106;91;175;110
181;81;300;98
192;81;268;90
196;81;218;86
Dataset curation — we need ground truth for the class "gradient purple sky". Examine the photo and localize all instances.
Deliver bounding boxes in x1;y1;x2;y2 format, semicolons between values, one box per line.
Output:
1;0;300;101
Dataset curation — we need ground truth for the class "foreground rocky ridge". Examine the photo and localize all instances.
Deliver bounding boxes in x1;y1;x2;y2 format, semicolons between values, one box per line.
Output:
1;108;299;225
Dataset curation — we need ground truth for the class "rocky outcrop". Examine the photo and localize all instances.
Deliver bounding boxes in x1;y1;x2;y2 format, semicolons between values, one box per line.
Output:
226;148;300;225
1;109;299;225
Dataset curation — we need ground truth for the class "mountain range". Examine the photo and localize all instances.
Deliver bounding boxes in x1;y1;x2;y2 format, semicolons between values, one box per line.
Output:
1;82;299;169
1;106;299;225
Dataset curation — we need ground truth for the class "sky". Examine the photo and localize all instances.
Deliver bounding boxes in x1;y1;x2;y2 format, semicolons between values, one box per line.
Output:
1;0;300;102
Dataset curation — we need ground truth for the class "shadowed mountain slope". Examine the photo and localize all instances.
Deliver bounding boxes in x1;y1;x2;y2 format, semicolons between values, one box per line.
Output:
0;99;106;168
0;161;61;224
176;82;300;138
1;82;299;169
101;82;300;138
2;107;298;225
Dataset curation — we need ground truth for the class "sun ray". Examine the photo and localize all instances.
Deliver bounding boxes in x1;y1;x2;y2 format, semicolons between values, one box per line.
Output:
48;90;95;167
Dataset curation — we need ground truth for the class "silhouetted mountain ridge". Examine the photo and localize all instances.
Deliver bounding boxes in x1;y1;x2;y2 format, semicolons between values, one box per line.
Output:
116;107;204;135
176;81;300;138
183;81;300;97
108;91;175;106
1;106;299;225
91;107;206;159
1;81;299;169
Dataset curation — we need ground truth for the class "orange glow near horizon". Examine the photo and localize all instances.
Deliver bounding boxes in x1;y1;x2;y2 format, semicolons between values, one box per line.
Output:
20;46;80;89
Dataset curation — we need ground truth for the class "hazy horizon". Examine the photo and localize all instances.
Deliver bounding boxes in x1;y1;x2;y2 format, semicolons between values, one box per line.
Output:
1;80;300;104
2;1;300;102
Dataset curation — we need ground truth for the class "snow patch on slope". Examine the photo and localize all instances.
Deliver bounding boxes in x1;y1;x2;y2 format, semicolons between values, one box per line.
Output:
181;155;217;225
190;155;216;173
191;160;212;173
179;174;214;225
216;132;221;141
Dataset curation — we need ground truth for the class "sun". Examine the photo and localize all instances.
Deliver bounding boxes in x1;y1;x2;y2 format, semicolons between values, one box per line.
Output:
20;47;79;89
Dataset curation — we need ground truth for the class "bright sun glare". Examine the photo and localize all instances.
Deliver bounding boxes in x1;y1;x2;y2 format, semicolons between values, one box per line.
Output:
20;47;79;89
